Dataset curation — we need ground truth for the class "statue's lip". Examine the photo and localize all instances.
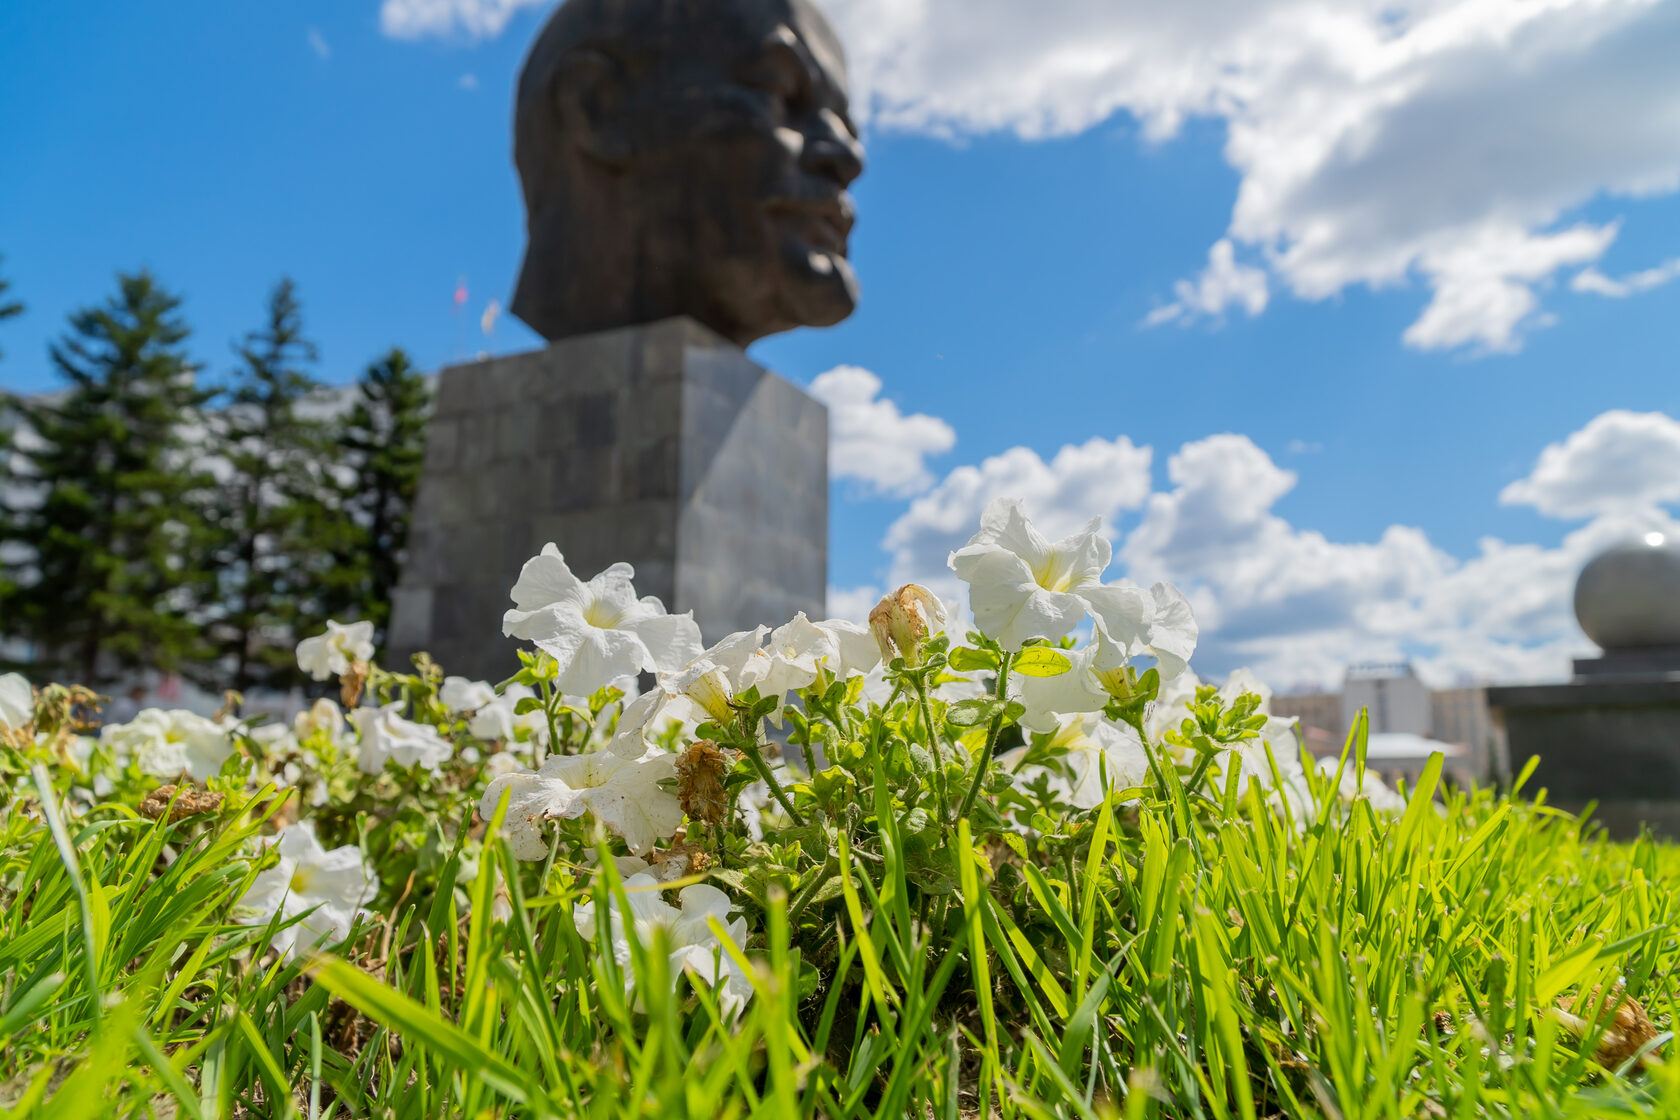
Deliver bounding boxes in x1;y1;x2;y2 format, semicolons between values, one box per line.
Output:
766;193;854;253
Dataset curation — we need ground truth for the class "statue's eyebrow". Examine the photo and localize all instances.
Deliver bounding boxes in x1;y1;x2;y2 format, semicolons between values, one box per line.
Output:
752;28;819;91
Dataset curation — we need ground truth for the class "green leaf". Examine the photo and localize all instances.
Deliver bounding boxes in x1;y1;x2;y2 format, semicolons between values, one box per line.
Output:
1012;646;1073;677
310;956;551;1109
513;696;544;715
947;646;1001;672
947;698;1005;728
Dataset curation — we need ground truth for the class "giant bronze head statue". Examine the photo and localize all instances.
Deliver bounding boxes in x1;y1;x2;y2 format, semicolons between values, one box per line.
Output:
511;0;864;347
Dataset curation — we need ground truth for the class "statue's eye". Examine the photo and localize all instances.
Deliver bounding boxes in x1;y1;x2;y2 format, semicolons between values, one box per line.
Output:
745;43;813;118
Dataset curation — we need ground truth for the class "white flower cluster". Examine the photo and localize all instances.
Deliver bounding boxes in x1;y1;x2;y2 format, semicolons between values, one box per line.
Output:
12;493;1413;991
234;823;379;963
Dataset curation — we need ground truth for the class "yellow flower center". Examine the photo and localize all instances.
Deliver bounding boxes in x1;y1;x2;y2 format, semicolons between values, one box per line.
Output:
1033;550;1078;593
583;600;622;629
289;865;317;894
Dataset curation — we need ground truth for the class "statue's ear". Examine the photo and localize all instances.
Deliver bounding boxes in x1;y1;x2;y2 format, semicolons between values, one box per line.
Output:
552;48;635;169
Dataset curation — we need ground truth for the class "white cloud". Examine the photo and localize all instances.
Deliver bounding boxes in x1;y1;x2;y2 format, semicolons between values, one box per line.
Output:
1499;410;1680;520
1400;223;1617;352
808;365;956;498
306;27;331;60
880;435;1154;599
863;411;1680;692
823;0;1680;354
1572;255;1680;298
459;73;480;91
1115;431;1679;689
1144;239;1269;327
827;584;882;625
379;0;547;40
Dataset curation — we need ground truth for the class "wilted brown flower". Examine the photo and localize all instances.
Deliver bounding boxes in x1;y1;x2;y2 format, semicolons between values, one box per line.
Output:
649;841;714;881
1555;986;1662;1070
675;740;736;828
139;784;225;823
868;584;946;667
341;660;371;709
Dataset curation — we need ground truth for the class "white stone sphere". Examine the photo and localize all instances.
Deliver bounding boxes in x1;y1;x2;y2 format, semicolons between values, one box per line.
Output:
1574;532;1680;650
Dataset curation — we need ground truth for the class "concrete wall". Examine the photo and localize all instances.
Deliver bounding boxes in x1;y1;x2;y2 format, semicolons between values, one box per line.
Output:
388;317;827;682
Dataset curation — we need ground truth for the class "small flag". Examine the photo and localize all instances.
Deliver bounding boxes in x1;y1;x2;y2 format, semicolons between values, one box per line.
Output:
453;277;469;308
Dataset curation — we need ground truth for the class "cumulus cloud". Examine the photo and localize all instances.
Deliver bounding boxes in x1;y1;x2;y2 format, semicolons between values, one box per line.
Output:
823;0;1680;354
1115;430;1680;688
864;411;1680;691
808;366;956;497
827;584;882;625
379;0;547;40
1144;239;1269;327
1572;255;1680;298
1499;411;1680;520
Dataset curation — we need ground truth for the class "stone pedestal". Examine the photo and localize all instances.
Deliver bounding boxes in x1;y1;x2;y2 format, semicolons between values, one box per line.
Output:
388;317;827;682
1488;676;1680;836
1488;533;1680;837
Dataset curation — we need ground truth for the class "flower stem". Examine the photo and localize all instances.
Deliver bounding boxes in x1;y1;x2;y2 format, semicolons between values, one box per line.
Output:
914;676;953;833
536;677;559;765
957;651;1013;822
737;714;806;828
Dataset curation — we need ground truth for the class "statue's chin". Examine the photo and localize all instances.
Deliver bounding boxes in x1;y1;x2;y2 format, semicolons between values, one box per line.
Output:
781;245;859;329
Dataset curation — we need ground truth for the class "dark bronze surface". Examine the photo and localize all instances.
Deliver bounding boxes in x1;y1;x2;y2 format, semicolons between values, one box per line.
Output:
511;0;864;347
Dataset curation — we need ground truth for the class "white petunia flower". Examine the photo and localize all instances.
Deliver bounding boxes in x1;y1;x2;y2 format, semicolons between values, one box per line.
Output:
440;676;496;713
660;627;770;724
574;873;755;1018
480;738;684;858
1096;582;1199;685
293;697;346;742
1011;641;1109;735
234;822;379;962
103;708;236;783
296;620;376;681
351;704;455;774
999;713;1150;810
950;498;1152;652
0;673;32;730
442;676;549;745
759;613;879;694
502;546;703;697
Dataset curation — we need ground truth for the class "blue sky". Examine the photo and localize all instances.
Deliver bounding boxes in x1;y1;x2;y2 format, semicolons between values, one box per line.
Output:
4;0;1680;690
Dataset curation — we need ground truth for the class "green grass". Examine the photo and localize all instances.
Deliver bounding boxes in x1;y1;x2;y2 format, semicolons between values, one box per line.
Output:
4;712;1680;1119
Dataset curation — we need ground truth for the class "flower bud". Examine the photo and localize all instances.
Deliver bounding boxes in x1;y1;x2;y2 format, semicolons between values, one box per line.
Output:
868;584;947;667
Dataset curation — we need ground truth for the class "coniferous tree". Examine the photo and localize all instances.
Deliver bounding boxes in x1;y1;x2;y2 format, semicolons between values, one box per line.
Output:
200;278;339;692
329;348;431;646
0;272;214;685
0;258;21;627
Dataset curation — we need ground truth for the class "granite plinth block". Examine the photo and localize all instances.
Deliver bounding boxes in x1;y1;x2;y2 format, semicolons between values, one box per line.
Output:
1487;676;1680;837
389;317;827;682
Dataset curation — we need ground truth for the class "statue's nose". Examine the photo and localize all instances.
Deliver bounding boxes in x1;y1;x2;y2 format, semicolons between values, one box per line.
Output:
802;108;864;188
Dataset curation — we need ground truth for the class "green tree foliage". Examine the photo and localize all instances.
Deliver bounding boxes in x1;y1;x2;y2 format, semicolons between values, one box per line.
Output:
200;278;342;693
0;272;214;685
0;254;21;359
329;348;431;646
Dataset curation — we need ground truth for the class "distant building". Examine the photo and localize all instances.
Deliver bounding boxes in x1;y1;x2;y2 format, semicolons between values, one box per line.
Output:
1341;662;1432;737
1271;662;1497;783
